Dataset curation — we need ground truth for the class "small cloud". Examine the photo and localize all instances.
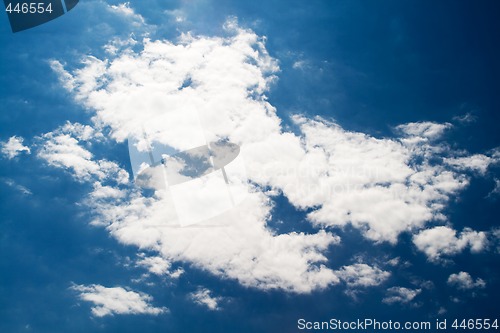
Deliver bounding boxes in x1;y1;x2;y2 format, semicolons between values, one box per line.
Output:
70;284;167;317
411;279;435;290
189;288;223;311
335;263;390;287
386;257;411;268
396;121;452;140
90;182;126;200
1;136;30;159
447;272;486;290
108;2;145;26
136;254;183;279
164;9;186;23
292;60;309;70
487;179;500;198
60;122;101;141
382;287;421;305
437;307;447;315
453;112;477;124
413;226;488;263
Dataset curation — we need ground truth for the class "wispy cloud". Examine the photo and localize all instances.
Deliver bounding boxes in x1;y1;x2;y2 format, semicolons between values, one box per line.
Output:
71;284;167;317
453;112;477;124
2;178;32;196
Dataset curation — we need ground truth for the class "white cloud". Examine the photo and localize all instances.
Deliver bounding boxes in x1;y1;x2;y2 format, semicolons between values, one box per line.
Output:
92;189;340;293
276;117;465;244
447;272;486;290
48;20;500;293
37;124;129;183
136;254;183;279
71;284;167;317
38;133;97;179
90;182;126;200
108;2;145;27
413;226;488;262
396;121;452;141
335;263;390;287
189;288;223;311
136;255;170;275
1;136;31;159
382;287;421;305
60;121;101;141
444;154;496;175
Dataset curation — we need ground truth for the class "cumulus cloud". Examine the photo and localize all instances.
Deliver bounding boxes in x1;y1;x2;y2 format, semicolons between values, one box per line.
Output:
71;284;167;317
189;288;223;311
46;20;499;293
413;226;488;262
396;121;452;141
447;272;486;290
444;154;496;175
90;182;126;200
92;190;340;293
107;2;146;27
37;123;129;183
136;254;184;278
382;287;421;305
1;136;31;159
334;263;390;287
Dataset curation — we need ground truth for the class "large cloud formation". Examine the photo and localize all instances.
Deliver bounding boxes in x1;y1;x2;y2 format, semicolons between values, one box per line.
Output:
43;19;498;293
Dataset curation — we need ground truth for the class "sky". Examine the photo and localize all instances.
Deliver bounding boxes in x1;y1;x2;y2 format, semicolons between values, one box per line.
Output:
1;1;500;332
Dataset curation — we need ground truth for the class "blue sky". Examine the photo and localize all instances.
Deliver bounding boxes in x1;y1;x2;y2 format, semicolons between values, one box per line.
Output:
1;1;500;332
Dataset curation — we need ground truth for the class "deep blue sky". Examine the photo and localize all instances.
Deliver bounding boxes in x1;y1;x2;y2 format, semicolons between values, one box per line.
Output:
1;1;499;332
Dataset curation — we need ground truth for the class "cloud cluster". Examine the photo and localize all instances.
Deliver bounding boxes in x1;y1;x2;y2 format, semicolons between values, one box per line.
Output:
71;284;167;317
42;18;499;294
